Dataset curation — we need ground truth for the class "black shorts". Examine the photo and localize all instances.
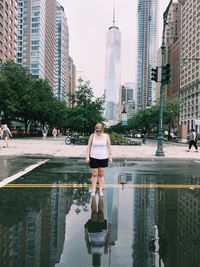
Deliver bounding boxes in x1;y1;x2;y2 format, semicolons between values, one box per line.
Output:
89;157;108;169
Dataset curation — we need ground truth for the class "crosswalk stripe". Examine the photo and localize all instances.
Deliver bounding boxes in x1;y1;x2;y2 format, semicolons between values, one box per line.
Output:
0;160;49;188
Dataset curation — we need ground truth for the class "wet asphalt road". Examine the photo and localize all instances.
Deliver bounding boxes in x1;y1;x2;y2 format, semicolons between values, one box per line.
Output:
0;158;199;267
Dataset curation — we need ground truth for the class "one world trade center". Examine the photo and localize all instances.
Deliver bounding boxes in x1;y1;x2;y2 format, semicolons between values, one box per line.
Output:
104;8;121;124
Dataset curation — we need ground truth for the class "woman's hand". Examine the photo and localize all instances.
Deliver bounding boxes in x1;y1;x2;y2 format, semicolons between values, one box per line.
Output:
86;156;90;163
109;156;112;164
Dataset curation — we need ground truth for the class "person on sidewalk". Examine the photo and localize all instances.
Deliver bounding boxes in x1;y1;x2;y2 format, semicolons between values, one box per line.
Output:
187;129;198;152
52;127;57;139
2;124;12;148
86;123;112;197
42;126;48;139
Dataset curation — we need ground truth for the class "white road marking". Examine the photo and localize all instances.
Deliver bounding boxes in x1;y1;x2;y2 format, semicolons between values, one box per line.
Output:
0;159;49;188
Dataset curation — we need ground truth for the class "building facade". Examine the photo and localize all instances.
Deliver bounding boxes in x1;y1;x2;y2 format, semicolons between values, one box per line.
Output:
121;83;136;119
179;0;200;132
137;0;159;110
68;56;76;107
0;0;17;63
54;2;69;103
17;0;47;80
104;11;121;123
17;0;73;95
165;2;181;100
45;0;56;89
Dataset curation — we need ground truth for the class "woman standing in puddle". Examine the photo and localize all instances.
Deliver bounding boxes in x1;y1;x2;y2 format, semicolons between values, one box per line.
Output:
86;123;112;196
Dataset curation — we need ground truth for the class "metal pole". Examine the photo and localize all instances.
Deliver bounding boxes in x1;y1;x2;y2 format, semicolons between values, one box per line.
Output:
155;0;173;156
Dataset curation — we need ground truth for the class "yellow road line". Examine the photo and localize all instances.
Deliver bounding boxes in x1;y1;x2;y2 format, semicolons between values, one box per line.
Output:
3;183;200;189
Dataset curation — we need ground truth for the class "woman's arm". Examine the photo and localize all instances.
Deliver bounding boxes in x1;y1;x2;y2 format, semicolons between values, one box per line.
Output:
86;134;93;162
106;134;112;163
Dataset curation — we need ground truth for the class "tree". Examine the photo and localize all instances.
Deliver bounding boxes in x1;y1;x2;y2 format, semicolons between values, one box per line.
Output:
128;99;182;135
67;81;104;133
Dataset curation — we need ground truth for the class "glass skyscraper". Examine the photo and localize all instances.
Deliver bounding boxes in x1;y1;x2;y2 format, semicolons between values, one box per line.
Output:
104;11;121;123
137;0;158;110
17;0;46;80
55;2;69;103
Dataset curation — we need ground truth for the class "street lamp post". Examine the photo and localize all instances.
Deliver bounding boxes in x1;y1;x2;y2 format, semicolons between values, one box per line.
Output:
155;0;173;156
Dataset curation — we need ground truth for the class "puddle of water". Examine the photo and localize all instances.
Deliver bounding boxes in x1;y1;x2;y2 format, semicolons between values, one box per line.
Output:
0;157;41;179
0;159;199;267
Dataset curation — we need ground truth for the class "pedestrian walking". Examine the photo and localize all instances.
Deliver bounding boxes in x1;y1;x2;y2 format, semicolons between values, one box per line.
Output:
42;126;48;139
57;129;61;137
86;123;112;196
2;124;12;148
52;127;57;139
187;129;198;152
141;129;146;144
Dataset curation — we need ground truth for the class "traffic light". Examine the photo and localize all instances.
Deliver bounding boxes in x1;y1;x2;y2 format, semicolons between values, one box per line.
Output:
162;63;171;84
151;67;158;82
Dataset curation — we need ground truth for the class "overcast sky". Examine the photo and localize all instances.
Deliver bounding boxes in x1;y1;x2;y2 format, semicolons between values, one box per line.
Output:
59;0;170;97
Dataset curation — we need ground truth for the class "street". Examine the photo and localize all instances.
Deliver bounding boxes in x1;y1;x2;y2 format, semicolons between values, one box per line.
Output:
0;142;200;266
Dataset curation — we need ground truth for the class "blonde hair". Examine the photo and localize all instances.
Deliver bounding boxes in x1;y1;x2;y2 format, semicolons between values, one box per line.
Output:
95;123;103;130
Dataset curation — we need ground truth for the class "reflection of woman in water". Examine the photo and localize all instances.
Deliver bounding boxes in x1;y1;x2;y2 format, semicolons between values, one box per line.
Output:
84;196;110;267
86;123;112;197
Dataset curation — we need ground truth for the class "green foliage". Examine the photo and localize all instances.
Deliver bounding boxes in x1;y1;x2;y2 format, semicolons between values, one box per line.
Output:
0;62;104;133
127;99;182;133
106;123;128;134
67;81;105;133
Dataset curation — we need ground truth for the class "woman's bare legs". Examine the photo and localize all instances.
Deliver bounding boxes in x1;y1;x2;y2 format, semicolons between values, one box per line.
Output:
91;196;97;220
91;168;98;196
4;137;8;148
98;167;105;196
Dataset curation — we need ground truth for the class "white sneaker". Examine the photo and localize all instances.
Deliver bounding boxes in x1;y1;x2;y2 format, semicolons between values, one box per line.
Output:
99;191;104;197
91;191;96;196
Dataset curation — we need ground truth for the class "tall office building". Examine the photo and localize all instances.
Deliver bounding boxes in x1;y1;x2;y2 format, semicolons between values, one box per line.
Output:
17;0;47;80
54;2;69;102
165;2;181;100
17;0;57;90
137;0;159;110
121;83;136;119
180;0;200;132
45;0;56;89
68;56;76;106
104;8;121;123
156;2;181;102
0;0;17;63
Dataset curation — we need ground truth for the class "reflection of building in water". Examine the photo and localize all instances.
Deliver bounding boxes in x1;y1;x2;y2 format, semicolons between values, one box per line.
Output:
157;188;178;267
132;181;156;266
105;168;119;246
0;211;42;267
157;187;200;267
0;186;74;267
50;186;68;265
26;211;42;266
177;190;200;267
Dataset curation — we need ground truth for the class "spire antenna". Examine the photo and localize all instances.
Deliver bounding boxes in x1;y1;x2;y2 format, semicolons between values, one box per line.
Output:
113;2;116;27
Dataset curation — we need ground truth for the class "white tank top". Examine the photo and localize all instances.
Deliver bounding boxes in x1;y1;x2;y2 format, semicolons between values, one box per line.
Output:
90;134;108;159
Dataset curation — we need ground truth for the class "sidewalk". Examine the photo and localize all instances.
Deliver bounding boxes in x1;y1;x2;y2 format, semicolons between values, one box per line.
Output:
0;137;199;160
